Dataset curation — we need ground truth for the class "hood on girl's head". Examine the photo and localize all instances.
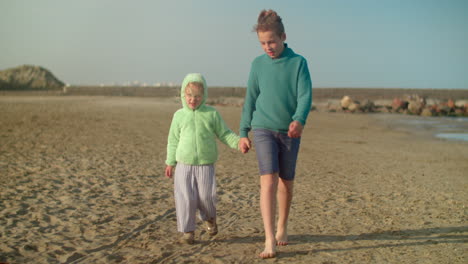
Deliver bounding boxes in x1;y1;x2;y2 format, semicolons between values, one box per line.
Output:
180;73;208;109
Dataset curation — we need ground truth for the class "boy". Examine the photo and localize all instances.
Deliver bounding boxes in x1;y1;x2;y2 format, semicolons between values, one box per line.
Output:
165;73;240;244
238;10;312;258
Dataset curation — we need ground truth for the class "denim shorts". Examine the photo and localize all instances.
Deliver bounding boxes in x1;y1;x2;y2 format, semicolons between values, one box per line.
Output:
252;128;301;180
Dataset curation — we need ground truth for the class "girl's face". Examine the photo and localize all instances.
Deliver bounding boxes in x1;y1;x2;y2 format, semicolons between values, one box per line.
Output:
184;84;204;110
257;30;286;59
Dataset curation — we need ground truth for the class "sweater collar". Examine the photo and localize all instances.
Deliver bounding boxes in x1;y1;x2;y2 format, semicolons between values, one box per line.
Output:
267;43;292;61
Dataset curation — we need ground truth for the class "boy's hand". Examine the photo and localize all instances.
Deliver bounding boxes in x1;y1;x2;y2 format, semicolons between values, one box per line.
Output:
288;121;303;138
239;137;251;153
165;165;174;178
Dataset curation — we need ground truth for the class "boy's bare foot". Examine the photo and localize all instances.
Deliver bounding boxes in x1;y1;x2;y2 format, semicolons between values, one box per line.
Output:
204;219;218;236
179;232;194;244
259;239;276;259
276;231;289;246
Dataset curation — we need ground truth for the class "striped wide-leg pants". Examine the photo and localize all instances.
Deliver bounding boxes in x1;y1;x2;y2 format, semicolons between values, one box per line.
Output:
174;163;216;233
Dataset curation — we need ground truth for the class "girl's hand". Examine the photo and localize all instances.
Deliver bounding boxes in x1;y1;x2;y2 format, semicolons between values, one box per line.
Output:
239;137;251;153
165;165;174;178
288;121;303;138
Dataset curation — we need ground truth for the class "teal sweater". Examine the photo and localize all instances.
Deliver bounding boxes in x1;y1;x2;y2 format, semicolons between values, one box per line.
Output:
166;73;239;166
239;44;312;138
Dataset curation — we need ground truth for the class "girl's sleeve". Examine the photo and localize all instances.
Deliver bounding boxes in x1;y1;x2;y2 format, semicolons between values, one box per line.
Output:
293;58;312;126
214;111;240;150
239;63;259;138
165;113;180;166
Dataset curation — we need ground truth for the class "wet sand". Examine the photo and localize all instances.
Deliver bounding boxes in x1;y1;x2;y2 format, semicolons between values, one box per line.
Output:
0;96;467;263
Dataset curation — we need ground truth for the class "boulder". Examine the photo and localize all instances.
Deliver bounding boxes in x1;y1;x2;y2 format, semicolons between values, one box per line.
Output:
327;101;342;112
374;99;392;107
340;96;353;109
0;78;9;90
0;65;65;90
447;99;455;109
454;108;465;116
426;98;441;106
454;100;468;108
348;102;361;112
360;99;376;112
408;100;424;115
420;108;433;117
379;105;391;113
436;104;452;115
392;98;408;112
206;97;244;107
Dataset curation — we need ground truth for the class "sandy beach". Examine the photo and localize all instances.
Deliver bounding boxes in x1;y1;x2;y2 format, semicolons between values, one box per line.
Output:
0;96;467;264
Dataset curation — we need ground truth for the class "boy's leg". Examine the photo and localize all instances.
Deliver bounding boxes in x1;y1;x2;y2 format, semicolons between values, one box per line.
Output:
260;173;278;258
276;133;300;245
253;129;280;258
174;163;198;233
276;178;294;245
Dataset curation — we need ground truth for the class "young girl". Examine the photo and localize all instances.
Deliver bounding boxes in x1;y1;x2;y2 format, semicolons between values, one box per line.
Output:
238;10;312;258
165;73;240;244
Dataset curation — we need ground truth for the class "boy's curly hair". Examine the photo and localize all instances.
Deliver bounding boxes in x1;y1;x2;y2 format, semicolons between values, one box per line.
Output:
253;9;285;36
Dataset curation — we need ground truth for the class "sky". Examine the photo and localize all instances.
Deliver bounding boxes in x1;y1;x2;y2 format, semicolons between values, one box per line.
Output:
1;0;467;89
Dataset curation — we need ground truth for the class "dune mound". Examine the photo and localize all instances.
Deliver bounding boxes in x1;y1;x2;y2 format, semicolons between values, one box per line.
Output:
0;65;65;90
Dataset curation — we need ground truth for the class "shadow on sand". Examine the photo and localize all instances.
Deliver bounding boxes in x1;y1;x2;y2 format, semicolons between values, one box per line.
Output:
219;226;467;258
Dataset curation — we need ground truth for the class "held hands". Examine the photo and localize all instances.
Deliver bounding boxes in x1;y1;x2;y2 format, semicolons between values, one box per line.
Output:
165;165;174;178
288;121;303;138
239;137;251;154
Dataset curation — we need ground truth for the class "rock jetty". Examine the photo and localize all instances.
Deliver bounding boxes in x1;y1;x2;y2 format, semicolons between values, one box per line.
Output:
327;95;468;117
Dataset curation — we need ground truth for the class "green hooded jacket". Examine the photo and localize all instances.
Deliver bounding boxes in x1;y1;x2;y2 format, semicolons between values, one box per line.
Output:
165;73;240;166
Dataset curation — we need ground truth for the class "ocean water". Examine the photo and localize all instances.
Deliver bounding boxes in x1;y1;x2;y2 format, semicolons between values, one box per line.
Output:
404;117;468;142
374;114;468;143
435;133;468;141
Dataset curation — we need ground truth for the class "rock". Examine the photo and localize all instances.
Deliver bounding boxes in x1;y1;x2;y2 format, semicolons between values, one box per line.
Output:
361;99;375;112
447;99;455;109
425;98;441;106
206;97;244;107
340;96;353;109
454;100;468;108
437;104;452;115
348;102;361;112
327;101;342;112
392;98;408;112
408;100;424;115
0;78;9;89
405;94;426;114
0;65;65;90
379;106;391;113
454;108;465;116
374;99;392;107
312;101;329;112
420;108;433;117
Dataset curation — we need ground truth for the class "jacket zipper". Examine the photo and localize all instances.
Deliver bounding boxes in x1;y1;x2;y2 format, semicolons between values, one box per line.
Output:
193;110;198;164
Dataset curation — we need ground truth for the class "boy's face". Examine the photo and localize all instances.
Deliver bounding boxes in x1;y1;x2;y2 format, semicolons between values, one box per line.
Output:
257;30;286;59
185;84;204;110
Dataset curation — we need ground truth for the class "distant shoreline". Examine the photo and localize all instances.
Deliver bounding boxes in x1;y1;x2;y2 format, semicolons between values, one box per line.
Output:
1;86;468;101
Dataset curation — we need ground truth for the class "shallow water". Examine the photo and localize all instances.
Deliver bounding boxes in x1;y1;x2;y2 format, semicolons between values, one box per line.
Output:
435;133;468;141
374;114;468;143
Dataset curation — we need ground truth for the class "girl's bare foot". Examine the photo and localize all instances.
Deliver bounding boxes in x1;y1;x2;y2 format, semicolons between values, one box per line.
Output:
204;219;218;236
276;231;289;246
179;232;194;244
259;239;276;259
